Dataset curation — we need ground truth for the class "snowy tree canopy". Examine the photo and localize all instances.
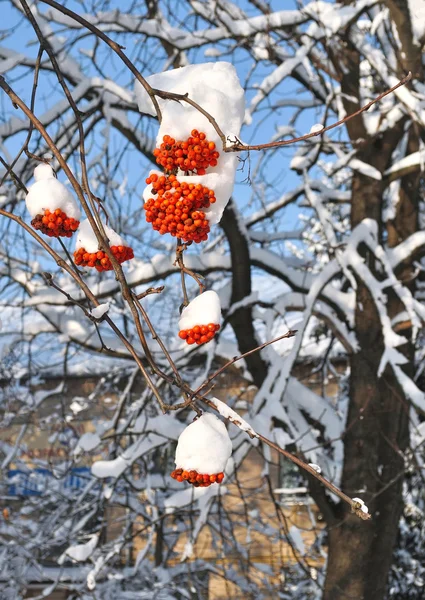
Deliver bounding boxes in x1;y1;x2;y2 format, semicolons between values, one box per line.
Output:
1;0;425;598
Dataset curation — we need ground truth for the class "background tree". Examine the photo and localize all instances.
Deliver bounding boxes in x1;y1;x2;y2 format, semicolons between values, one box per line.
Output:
0;1;424;599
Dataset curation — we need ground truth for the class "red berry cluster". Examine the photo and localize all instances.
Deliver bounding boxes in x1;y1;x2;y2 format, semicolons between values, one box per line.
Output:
144;173;216;243
178;323;220;345
170;468;225;487
31;208;79;238
153;130;220;175
73;245;134;272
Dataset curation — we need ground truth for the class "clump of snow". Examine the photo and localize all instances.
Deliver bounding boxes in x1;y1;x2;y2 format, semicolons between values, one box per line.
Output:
352;497;369;514
175;413;232;474
308;463;322;473
89;303;110;319
289;525;306;555
25;163;81;220
209;396;257;437
309;123;324;133
179;290;221;331
73;432;101;456
408;0;425;45
75;219;127;254
290;155;310;171
70;397;88;414
136;62;245;225
58;534;98;564
180;541;194;562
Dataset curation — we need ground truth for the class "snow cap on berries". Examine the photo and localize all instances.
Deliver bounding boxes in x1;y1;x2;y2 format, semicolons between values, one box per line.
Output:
179;290;221;331
75;219;128;254
26;164;81;220
34;163;55;181
175;413;232;474
136;62;245;225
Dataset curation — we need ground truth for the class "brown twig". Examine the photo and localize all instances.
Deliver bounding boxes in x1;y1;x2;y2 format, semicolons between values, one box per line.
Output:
38;0;162;122
0;206;367;517
194;329;298;397
0;73;169;412
174;239;205;307
0;46;44;188
39;0;411;162
225;72;413;152
0;206;167;412
200;396;371;520
135;286;165;300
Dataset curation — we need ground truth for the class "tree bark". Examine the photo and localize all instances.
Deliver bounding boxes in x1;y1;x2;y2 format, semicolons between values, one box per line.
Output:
323;133;417;599
221;200;269;388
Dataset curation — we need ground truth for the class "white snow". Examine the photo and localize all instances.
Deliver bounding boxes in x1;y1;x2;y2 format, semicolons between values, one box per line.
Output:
308;463;322;473
175;413;232;474
289;525;306;555
209;396;257;437
89;303;110;319
407;0;425;44
58;534;98;564
178;290;221;330
290;155;310;171
352;497;369;514
136;62;245;225
75;219;127;253
73;432;101;455
309;123;324;133
92;433;165;479
25;163;81;219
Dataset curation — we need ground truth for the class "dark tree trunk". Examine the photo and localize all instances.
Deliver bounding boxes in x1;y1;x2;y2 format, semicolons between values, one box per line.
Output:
323;129;418;599
221;200;269;388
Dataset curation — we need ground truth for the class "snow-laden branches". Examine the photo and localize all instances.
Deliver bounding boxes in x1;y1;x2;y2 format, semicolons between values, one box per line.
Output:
1;0;425;596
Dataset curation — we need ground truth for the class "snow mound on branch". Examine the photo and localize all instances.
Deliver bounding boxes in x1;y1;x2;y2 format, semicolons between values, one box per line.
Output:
175;413;232;474
89;303;110;319
73;432;101;456
75;219;127;254
136;62;245;225
58;534;98;564
352;497;369;515
25;163;81;220
179;290;221;331
408;0;425;44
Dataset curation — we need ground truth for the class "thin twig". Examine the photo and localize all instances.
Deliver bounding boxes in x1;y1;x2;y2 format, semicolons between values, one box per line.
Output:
174;239;205;307
39;0;162;121
225;72;413;152
194;329;298;396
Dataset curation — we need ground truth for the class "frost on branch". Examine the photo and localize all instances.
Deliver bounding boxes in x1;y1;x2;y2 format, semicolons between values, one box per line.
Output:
178;290;221;346
136;62;245;227
25;163;81;238
171;412;232;487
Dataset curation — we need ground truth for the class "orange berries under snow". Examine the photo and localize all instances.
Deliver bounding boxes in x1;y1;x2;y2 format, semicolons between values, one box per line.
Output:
25;163;81;238
178;323;220;346
74;245;134;272
173;413;232;487
178;291;221;346
144;173;216;243
31;208;79;238
170;468;224;487
74;219;134;272
153;130;220;175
